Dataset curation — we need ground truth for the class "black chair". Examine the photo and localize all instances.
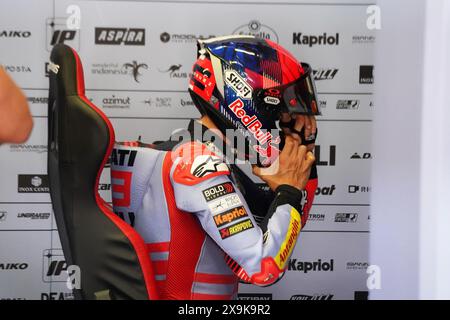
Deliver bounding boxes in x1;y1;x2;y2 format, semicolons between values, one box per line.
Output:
47;44;158;300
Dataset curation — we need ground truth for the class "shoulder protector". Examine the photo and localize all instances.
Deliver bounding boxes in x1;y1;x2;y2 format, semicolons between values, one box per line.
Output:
172;141;230;186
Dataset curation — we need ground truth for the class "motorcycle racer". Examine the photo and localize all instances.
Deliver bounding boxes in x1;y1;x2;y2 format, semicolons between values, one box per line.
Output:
111;35;320;300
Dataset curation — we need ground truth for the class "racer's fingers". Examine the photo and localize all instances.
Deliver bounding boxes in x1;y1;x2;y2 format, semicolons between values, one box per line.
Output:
303;151;316;171
297;145;308;168
304;116;312;142
310;116;317;135
293;115;306;134
279;112;293;136
281;135;296;159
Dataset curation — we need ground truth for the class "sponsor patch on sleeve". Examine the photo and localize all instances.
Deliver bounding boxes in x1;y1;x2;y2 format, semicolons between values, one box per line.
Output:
202;182;235;202
274;208;302;269
213;205;248;227
218;218;254;239
207;194;242;213
191;155;229;178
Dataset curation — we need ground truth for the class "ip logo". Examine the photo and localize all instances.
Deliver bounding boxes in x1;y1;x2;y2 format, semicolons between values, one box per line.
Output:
46;18;80;51
43;249;67;283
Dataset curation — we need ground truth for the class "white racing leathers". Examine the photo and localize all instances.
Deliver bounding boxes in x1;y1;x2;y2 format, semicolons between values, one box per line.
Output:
111;139;317;300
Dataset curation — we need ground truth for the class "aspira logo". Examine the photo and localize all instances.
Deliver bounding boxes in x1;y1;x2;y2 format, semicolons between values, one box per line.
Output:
95;27;145;46
288;259;334;273
293;32;339;47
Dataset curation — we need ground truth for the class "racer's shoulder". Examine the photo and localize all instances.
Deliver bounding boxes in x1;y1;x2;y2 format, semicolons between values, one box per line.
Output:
171;141;230;186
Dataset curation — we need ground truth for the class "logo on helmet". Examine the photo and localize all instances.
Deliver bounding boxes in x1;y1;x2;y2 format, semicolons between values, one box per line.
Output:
224;70;253;99
228;98;272;145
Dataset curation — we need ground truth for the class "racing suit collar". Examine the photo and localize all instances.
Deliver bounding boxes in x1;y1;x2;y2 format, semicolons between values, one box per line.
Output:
187;119;237;162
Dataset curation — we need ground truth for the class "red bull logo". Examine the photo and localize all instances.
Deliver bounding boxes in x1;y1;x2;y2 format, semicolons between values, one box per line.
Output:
228;98;273;145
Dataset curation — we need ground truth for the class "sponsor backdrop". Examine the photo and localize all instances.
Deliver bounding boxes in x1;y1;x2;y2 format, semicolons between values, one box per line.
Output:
0;0;374;300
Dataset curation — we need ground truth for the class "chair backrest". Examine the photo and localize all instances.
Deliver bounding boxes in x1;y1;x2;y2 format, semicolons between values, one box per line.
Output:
47;44;158;300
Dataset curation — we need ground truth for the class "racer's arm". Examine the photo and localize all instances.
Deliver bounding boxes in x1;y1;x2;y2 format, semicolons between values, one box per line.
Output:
172;137;315;286
0;67;33;144
231;162;318;227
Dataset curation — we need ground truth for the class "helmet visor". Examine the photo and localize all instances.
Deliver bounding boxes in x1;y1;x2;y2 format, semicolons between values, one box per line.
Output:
257;63;321;116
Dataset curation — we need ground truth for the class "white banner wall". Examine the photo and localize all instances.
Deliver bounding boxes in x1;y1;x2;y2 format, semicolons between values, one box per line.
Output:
0;0;374;300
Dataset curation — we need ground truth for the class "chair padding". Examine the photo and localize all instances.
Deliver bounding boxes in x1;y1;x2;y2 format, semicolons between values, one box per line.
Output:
47;44;158;300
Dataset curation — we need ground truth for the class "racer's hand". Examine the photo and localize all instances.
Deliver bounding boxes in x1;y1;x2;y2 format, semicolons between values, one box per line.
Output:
252;135;315;191
280;113;317;152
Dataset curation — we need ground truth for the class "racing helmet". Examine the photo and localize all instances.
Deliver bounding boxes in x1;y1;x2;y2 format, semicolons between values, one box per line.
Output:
189;35;320;166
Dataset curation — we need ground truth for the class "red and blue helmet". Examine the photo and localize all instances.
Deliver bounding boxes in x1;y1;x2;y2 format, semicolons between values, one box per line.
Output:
189;35;320;165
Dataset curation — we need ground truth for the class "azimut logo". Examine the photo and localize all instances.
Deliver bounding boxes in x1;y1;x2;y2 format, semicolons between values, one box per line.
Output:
232;20;279;43
17;175;49;193
293;32;339;47
101;95;131;109
95;27;145;45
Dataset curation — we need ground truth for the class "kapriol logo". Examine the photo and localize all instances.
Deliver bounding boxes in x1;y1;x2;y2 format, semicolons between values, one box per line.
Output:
232;20;279;43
